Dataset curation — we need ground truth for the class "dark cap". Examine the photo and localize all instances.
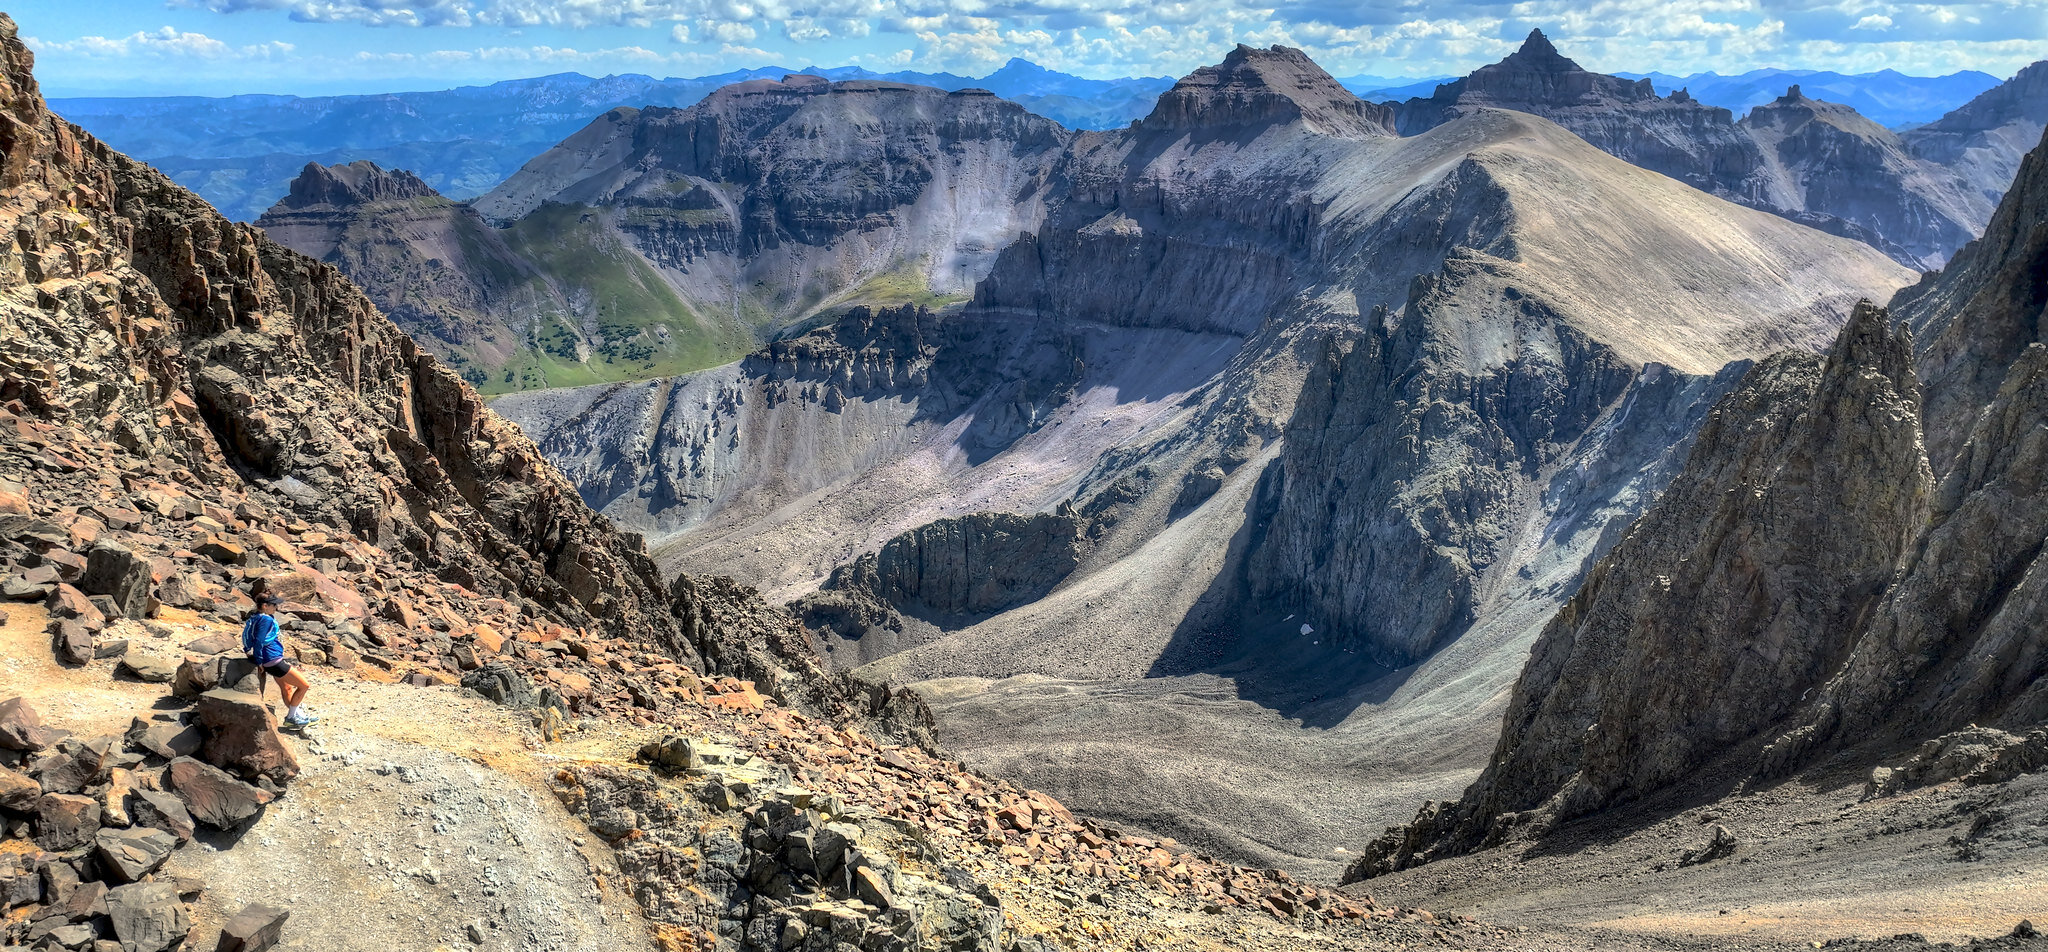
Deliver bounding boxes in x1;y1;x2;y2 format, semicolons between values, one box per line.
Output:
257;594;285;606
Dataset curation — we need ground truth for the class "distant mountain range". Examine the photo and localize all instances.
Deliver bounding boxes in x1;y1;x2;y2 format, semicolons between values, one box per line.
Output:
50;56;2018;223
50;58;1172;221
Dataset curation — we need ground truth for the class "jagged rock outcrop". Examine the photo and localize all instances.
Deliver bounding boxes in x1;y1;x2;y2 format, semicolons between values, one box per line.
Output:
1143;45;1394;138
0;14;840;702
1350;126;2048;882
1394;30;1993;268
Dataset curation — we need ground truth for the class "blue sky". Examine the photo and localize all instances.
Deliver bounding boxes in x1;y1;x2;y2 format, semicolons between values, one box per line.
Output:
12;0;2046;97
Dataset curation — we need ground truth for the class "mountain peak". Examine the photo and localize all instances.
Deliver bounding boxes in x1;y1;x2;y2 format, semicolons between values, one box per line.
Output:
1507;28;1576;70
1143;44;1395;138
276;160;439;211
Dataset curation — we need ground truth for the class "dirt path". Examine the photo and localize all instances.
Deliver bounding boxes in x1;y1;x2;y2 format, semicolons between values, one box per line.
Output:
2;606;657;952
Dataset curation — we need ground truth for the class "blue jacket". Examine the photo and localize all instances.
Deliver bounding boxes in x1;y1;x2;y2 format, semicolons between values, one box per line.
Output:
242;613;283;665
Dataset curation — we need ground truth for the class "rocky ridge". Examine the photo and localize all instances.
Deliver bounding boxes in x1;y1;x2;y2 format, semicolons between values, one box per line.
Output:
1902;60;2048;209
1350;125;2048;882
1394;30;1997;268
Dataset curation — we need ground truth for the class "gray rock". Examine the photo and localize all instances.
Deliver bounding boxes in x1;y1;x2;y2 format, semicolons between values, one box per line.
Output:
117;650;176;684
126;788;197;842
214;902;289;952
165;757;273;828
105;882;190;952
94;827;178;883
78;541;152;620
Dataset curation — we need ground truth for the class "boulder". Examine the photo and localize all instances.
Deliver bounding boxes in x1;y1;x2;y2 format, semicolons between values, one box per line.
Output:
0;763;39;808
106;882;191;952
182;634;237;656
214;902;289;952
93;638;131;660
117;650;177;684
0;514;67;546
78;541;152;620
461;664;538;709
194;537;246;566
0;697;63;750
250;566;365;619
128;788;197;842
44;584;105;625
0;866;41;908
172;654;261;698
127;719;203;761
95;827;179;883
34;793;102;849
55;877;108;920
49;620;95;666
166;757;273;828
193;690;299;783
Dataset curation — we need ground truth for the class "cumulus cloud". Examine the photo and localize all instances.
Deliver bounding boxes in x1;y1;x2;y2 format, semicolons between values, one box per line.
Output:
94;0;2048;81
30;27;293;60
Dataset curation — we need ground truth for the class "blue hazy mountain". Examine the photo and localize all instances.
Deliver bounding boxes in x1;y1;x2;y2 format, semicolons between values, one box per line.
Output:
51;60;1171;221
1615;67;2000;127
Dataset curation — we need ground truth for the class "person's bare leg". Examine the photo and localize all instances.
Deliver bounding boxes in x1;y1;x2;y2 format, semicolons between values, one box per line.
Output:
278;668;310;712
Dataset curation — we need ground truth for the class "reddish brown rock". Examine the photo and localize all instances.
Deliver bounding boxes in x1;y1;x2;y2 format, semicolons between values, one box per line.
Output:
166;757;274;828
193;689;299;783
35;792;102;849
44;583;104;625
0;696;63;750
0;762;39;809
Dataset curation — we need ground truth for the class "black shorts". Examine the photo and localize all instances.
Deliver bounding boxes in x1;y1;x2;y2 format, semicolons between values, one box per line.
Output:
261;659;294;677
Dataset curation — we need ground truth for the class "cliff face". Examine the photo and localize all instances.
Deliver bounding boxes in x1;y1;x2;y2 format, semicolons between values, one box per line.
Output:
1143;45;1395;138
1352;126;2048;882
1902;60;2048;206
1395;30;1995;268
476;76;1072;327
0;16;830;699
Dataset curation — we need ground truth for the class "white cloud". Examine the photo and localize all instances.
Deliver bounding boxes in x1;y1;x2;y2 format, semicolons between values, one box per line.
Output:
57;0;2048;83
28;27;293;60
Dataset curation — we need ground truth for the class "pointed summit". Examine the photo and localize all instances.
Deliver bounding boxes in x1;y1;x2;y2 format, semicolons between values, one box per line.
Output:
1502;28;1579;71
1142;44;1395;138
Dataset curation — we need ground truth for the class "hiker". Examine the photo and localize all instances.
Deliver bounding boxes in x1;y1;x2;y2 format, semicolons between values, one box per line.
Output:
242;594;317;730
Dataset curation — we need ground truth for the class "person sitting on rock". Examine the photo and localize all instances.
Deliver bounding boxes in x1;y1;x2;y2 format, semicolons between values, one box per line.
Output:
242;594;317;730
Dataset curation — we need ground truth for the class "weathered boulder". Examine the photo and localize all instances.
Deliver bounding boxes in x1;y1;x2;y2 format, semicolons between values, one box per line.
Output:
128;788;197;842
106;882;191;952
118;649;177;684
94;827;178;883
50;619;95;665
0;763;39;809
193;690;298;783
172;654;261;698
44;583;105;626
126;718;203;761
461;664;539;709
249;566;365;619
78;540;152;620
215;902;289;952
166;757;273;828
0;696;62;750
34;792;101;849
